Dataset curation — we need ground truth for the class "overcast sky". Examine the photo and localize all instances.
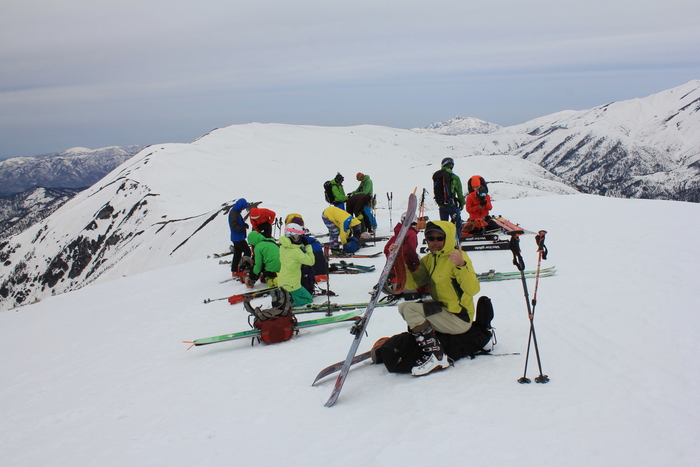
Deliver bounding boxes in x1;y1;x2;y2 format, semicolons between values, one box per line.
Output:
1;0;699;159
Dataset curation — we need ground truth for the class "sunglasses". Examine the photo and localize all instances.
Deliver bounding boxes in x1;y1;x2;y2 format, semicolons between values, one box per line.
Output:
426;236;445;242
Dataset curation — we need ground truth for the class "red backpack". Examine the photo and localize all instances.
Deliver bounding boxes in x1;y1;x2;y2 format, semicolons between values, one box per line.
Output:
245;288;297;344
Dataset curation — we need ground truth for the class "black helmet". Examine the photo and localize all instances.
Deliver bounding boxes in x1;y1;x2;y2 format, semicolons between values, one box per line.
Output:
441;157;454;169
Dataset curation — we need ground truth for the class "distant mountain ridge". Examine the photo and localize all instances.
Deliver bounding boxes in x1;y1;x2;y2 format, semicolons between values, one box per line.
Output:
0;145;144;196
412;116;502;135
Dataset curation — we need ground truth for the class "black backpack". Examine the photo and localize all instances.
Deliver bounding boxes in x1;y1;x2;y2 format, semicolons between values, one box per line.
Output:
432;169;454;206
323;180;335;204
378;296;495;373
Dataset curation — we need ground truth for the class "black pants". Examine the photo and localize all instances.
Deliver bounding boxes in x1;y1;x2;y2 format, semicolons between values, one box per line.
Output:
231;240;251;272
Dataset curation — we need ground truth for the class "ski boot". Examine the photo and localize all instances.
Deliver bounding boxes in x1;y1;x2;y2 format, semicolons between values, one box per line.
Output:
411;326;451;376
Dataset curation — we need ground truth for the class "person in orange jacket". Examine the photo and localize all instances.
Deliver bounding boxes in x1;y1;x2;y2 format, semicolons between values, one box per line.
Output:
464;186;498;234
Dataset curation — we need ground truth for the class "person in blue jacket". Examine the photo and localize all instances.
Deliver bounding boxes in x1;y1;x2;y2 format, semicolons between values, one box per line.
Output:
228;198;251;276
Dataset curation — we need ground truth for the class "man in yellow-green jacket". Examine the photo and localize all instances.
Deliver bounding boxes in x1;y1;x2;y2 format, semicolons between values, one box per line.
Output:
397;220;480;376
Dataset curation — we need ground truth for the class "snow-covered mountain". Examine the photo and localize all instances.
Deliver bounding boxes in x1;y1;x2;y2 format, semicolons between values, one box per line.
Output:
0;145;144;196
0;124;577;311
412;116;502;135
508;80;700;202
0;187;81;240
417;81;700;202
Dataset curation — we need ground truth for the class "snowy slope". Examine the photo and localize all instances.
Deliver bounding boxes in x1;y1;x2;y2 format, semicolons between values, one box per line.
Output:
1;193;699;467
0;123;576;311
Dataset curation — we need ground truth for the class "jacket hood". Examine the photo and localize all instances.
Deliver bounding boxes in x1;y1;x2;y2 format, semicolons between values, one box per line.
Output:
232;198;248;212
425;220;458;254
247;230;264;246
278;235;294;248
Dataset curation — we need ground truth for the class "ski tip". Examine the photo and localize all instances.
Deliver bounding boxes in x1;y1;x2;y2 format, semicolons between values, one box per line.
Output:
506;229;525;236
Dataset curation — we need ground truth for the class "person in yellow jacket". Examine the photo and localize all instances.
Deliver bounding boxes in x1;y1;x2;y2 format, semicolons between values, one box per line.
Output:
395;220;480;376
278;223;316;306
321;206;362;255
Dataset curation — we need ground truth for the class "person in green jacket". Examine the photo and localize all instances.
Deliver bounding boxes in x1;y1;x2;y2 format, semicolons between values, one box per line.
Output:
434;157;465;238
351;172;373;196
278;223;316;306
247;230;281;288
329;173;348;210
395;220;480;376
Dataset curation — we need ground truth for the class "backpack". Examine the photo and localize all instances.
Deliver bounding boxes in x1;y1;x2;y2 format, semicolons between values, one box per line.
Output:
323;180;336;204
432;169;454;206
378;296;495;373
245;288;298;344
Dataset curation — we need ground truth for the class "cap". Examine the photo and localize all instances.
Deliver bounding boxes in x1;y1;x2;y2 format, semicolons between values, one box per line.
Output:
424;222;445;236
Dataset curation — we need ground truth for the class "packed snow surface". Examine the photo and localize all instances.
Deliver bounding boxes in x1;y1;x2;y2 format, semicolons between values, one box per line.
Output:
2;191;699;466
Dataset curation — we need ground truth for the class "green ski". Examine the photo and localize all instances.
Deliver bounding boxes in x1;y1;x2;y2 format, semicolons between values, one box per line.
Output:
185;310;362;347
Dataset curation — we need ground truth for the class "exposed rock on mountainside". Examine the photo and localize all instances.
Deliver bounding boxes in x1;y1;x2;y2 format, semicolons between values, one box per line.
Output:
0;187;81;240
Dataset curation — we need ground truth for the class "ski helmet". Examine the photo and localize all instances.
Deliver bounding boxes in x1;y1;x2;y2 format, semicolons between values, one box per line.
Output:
284;223;305;240
441;157;454;169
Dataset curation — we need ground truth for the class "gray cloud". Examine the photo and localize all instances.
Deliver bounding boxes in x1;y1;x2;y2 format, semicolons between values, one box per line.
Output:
1;0;699;158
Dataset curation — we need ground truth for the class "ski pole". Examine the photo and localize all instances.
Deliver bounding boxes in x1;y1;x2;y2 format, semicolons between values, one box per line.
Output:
387;192;393;227
508;231;549;384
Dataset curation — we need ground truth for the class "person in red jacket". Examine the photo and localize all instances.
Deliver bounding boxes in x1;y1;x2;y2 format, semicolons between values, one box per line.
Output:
464;186;498;234
249;207;276;238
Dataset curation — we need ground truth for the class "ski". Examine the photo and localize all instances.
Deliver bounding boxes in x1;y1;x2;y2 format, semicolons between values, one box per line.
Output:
329;261;376;274
420;240;511;254
461;240;511;251
477;265;556;281
184;310;362;347
327;251;383;258
293;298;399;314
492;216;534;234
459;233;501;243
323;192;417;407
312;351;372;386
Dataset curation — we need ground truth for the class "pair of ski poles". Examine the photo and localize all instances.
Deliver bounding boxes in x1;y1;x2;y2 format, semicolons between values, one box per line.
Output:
508;230;550;384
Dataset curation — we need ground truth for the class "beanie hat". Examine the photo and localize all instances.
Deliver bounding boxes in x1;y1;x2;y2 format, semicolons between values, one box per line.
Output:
285;223;305;239
249;207;261;219
335;172;344;182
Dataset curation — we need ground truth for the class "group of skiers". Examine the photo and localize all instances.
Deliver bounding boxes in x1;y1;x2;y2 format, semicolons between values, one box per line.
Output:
227;160;497;376
227;172;376;308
